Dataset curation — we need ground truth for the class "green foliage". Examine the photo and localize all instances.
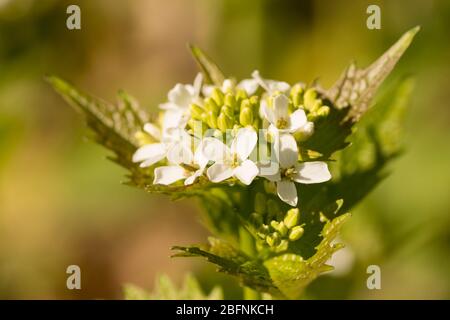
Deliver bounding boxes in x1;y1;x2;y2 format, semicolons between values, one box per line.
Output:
124;273;223;300
49;27;418;299
188;44;225;86
172;237;280;297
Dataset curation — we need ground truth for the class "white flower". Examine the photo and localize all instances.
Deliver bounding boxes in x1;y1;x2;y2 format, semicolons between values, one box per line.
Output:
153;140;208;186
202;77;259;97
261;94;314;137
160;73;203;130
132;128;193;168
252;70;290;94
202;127;259;185
262;134;331;206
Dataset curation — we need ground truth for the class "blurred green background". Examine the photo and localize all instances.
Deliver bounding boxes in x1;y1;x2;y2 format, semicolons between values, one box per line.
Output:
0;0;449;299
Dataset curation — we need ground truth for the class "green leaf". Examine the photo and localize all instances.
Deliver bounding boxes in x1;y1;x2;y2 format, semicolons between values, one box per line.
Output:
189;44;225;86
264;213;350;299
326;26;419;121
46;76;147;167
124;273;223;300
172;237;281;297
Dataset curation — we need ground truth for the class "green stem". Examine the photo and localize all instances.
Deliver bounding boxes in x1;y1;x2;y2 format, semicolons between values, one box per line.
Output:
239;226;261;300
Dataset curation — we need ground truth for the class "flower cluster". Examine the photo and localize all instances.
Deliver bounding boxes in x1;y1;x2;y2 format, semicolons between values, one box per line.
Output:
132;71;332;206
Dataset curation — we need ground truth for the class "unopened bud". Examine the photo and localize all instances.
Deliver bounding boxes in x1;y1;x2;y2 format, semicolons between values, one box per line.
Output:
221;105;234;118
304;88;317;110
207;110;218;129
189;103;204;120
211;87;224;106
289;226;304;241
284;208;300;229
275;240;289;252
316;105;330;117
217;113;233;132
205;97;220;114
270;220;288;236
224;93;237;110
239;106;254;127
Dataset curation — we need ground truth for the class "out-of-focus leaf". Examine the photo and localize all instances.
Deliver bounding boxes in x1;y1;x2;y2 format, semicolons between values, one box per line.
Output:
189;44;225;86
124;273;223;300
172;237;281;297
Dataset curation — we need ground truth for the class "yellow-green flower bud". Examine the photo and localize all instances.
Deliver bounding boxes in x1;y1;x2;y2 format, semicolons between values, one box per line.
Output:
205;97;220;114
239;106;254;127
289;226;304;241
284;208;300;229
224;93;237;111
188;119;208;135
304;88;317;110
207;110;218;129
316;105;330;117
211;87;224;106
217;113;233;132
275;240;289;252
290;84;304;107
266;232;280;247
189;103;204;120
249;95;259;106
235;89;248;105
270;220;288;236
221;105;234;119
254;192;266;214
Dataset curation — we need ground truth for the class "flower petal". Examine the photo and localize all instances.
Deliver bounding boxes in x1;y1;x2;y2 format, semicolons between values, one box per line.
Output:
278;133;298;168
234;160;259;185
143;123;162;141
201;137;230;163
168;84;193;108
260;100;276;125
273;94;289;121
288;109;308;133
267;80;290;93
238;79;259;95
162;109;187;130
206;163;234;183
232;127;257;161
184;168;204;186
277;180;298;206
153;166;187;185
132;143;166;164
166;142;194;165
293;161;331;184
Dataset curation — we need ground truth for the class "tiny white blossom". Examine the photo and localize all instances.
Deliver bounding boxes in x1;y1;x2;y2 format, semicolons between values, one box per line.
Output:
160;73;203;130
252;70;290;94
153;140;208;186
132;128;193;168
202;127;259;185
261;94;313;137
261;134;331;206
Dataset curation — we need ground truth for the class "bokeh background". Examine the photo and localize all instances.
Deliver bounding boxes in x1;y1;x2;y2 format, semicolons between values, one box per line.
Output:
0;0;449;299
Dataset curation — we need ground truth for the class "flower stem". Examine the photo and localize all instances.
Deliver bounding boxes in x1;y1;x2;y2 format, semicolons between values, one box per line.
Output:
239;226;261;300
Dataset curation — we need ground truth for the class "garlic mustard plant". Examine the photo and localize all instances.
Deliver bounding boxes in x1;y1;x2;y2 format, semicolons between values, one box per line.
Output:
48;27;419;299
